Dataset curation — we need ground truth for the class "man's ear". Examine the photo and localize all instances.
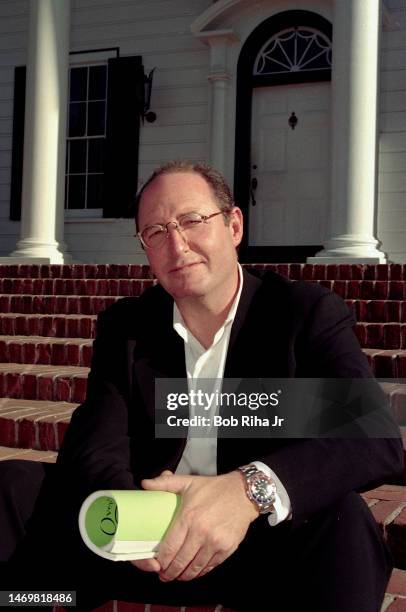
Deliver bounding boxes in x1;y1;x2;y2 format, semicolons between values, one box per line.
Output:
230;207;243;247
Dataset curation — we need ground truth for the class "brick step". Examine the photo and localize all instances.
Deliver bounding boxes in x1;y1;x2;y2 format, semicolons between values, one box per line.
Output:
0;444;58;462
1;263;406;282
0;336;93;367
0;363;89;403
1;294;405;325
346;300;406;323
0;264;151;279
0;313;96;338
244;263;406;281
0;294;121;315
364;349;406;378
354;323;406;350
0;278;154;296
0;400;77;451
0;278;405;302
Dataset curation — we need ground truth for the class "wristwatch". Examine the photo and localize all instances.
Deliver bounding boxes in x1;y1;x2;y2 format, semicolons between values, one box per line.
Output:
238;463;277;514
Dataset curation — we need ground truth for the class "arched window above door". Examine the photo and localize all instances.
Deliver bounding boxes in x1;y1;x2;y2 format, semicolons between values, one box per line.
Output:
254;27;332;76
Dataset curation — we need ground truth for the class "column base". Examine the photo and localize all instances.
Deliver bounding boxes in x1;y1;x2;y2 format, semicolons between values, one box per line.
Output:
308;234;387;264
9;238;72;264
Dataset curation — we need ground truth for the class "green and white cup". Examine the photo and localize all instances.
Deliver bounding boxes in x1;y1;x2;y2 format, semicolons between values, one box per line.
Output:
79;490;180;561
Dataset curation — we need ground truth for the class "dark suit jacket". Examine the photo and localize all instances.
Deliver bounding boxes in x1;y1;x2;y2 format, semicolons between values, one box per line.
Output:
57;269;404;527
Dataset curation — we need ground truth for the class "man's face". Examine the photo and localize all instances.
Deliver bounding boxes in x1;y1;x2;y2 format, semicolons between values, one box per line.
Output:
138;171;243;303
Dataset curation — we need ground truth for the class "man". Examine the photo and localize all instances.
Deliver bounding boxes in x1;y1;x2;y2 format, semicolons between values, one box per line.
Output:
1;161;403;611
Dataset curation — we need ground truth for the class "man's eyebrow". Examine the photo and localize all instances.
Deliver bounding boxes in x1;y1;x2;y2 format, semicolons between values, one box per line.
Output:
141;208;203;227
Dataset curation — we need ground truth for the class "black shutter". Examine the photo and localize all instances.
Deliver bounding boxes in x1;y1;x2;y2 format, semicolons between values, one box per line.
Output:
10;66;26;221
103;55;144;218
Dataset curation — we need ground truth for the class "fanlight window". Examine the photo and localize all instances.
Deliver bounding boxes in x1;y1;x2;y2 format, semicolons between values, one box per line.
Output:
254;27;332;75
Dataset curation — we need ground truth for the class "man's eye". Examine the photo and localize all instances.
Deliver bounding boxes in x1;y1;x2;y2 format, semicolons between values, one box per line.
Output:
181;217;202;228
145;227;164;240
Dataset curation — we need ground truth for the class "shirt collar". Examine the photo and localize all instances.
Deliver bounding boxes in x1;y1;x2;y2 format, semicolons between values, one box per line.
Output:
173;263;244;344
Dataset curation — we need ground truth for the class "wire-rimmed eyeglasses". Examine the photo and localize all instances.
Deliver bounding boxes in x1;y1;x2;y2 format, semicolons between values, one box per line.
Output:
136;209;232;249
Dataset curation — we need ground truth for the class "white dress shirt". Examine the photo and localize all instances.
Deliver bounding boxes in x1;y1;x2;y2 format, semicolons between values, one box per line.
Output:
173;264;291;526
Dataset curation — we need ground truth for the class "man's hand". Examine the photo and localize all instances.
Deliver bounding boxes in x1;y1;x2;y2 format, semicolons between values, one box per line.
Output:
130;468;259;582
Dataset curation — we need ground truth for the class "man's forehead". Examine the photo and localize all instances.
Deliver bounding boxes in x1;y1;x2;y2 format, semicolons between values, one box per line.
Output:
139;171;216;221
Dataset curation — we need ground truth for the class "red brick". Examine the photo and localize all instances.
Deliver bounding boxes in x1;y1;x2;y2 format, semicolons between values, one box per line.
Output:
364;265;377;280
38;420;57;451
366;324;384;348
288;264;302;280
72;264;85;278
377;281;392;299
37;376;53;401
54;317;67;337
22;278;33;293
0;296;11;312
66;318;79;337
350;264;364;279
369;300;385;322
96;264;108;279
9;342;22;363
52;343;66;366
22;374;38;399
18;418;36;448
0;416;16;445
347;281;361;299
44;296;56;314
55;296;67;313
384;325;401;349
149;606;181;611
72;377;87;402
390;281;405;300
337;264;351;280
85;264;97;278
57;419;70;447
27;317;39;335
67;297;80;315
326;265;338;280
401;302;406;323
15;316;27;335
373;354;397;377
332;280;347;298
78;296;90;315
119;280;131;296
5;373;22;398
37;343;51;365
50;264;62;278
387;301;402;323
398;355;406;378
67;343;80;366
23;342;36;364
80;318;92;338
55;377;71;402
302;264;314;280
82;344;92;367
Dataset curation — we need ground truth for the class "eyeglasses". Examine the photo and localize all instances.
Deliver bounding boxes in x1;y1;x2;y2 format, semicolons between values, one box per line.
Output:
137;209;232;249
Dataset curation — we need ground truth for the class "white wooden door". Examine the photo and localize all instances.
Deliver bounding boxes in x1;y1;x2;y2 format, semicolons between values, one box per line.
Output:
249;82;331;246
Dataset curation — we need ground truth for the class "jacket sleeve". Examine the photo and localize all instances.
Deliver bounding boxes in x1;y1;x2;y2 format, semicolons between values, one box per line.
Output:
259;289;404;526
56;303;136;499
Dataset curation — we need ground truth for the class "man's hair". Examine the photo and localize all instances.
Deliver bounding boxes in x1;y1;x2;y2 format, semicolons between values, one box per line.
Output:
134;160;235;230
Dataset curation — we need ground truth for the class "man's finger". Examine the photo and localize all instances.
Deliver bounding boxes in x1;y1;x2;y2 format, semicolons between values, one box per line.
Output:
142;473;190;493
130;558;161;572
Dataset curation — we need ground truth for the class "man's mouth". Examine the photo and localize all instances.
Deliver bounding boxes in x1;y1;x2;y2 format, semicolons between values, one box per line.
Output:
169;262;202;273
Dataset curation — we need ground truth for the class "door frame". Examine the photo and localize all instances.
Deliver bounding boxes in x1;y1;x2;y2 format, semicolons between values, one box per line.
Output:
234;10;332;263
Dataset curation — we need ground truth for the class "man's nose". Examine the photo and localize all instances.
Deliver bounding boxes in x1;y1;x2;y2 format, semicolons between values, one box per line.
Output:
166;223;189;253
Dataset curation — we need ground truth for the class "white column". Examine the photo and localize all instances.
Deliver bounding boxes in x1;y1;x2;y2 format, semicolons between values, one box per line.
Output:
309;0;386;263
9;0;72;263
195;30;238;175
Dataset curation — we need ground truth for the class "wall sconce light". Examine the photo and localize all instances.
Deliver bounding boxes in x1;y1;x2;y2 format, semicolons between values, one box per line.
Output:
143;68;157;123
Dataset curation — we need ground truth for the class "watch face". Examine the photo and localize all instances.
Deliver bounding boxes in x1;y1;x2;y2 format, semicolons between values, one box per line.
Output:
251;475;275;504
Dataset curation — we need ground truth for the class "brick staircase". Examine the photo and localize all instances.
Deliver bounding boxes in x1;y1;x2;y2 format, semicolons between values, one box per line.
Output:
1;262;406;611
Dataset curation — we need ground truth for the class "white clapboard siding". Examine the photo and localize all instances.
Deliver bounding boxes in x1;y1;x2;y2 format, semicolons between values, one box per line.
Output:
378;2;406;263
